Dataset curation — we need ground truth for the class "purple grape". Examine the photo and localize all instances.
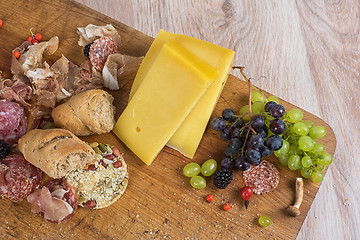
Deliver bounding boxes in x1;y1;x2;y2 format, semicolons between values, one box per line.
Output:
249;134;264;148
231;127;241;139
266;135;283;151
251;115;264;130
270;104;285;118
256;126;268;138
245;147;261;166
222;108;236;122
220;126;232;140
269;118;286;135
265;101;277;112
221;157;234;170
260;146;273;157
228;138;241;151
211;117;226;131
234;157;251;171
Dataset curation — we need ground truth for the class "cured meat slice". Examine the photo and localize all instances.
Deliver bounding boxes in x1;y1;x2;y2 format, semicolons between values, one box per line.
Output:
27;179;78;223
242;160;280;194
89;36;117;71
0;154;42;202
0;100;27;145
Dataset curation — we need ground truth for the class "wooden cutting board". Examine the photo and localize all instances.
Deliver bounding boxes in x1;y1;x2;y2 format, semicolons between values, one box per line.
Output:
0;0;336;239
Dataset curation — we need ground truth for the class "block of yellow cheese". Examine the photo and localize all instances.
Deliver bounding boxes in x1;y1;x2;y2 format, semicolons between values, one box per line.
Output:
113;41;218;165
129;30;235;158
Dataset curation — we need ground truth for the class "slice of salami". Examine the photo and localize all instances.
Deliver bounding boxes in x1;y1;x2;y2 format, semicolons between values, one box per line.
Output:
0;100;27;145
27;179;78;223
89;36;117;71
0;154;42;202
242;160;280;194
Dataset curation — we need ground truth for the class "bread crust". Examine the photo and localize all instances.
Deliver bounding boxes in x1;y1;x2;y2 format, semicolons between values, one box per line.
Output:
18;129;95;178
52;89;115;136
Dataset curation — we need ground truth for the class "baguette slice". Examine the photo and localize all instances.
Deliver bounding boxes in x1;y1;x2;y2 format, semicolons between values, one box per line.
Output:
52;89;115;136
18;129;95;178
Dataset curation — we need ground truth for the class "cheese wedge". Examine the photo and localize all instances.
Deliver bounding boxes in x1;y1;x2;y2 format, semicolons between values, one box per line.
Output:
113;41;217;165
129;30;235;158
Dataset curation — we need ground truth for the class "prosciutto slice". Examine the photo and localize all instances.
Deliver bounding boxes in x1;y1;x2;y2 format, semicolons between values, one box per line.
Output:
27;179;78;223
77;24;121;48
0;75;32;107
102;53;143;90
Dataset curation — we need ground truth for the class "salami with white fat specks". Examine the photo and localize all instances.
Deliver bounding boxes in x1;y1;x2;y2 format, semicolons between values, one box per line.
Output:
0;100;27;145
0;154;42;202
243;160;280;194
89;36;117;71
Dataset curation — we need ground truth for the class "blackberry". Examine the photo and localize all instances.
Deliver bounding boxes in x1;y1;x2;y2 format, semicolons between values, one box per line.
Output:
0;140;10;160
83;42;93;57
213;168;233;189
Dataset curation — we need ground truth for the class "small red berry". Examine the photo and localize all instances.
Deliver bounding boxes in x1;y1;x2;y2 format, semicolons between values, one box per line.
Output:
34;33;42;41
27;36;33;42
0;20;3;28
31;39;38;45
206;194;213;202
223;203;231;211
240;186;253;209
13;51;20;59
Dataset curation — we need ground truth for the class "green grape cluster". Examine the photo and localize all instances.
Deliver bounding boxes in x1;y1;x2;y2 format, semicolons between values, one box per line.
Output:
183;159;217;189
275;110;331;183
242;90;332;183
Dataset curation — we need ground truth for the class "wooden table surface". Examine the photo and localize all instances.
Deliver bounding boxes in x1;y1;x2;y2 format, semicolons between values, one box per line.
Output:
74;0;360;239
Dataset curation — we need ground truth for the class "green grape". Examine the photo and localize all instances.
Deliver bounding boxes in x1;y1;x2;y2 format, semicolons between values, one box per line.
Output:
258;215;272;227
201;159;217;176
303;120;314;129
190;176;206;189
301;155;312;168
183;163;201;177
317;152;333;166
309;126;326;139
251;101;265;115
292;122;309;136
312;171;324;183
288;155;300;170
287;109;303;123
267;95;279;103
239;105;250;121
298;136;314;151
313;162;325;171
301;168;313;178
312;142;325;155
288;144;302;156
274;139;290;157
278;154;289;165
251;91;267;103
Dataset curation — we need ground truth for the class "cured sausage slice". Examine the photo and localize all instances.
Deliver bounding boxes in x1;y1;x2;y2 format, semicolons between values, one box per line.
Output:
27;179;78;223
89;36;117;71
0;154;42;202
243;160;280;194
0;100;27;145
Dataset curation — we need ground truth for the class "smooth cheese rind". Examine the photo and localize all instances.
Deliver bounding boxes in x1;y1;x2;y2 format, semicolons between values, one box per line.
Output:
113;42;216;165
129;30;235;158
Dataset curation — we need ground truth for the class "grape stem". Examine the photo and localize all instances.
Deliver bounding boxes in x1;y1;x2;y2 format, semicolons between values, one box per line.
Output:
233;67;254;152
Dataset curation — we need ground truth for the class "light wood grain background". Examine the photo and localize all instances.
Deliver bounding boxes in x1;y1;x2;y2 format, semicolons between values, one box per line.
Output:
75;0;359;239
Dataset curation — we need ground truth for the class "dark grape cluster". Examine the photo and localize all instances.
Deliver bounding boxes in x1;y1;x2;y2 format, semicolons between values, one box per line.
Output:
211;101;286;173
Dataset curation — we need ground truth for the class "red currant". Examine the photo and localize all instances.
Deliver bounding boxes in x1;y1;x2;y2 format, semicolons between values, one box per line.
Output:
31;39;39;45
34;33;42;41
205;194;213;202
223;203;231;211
0;19;3;28
27;36;33;42
13;51;20;59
